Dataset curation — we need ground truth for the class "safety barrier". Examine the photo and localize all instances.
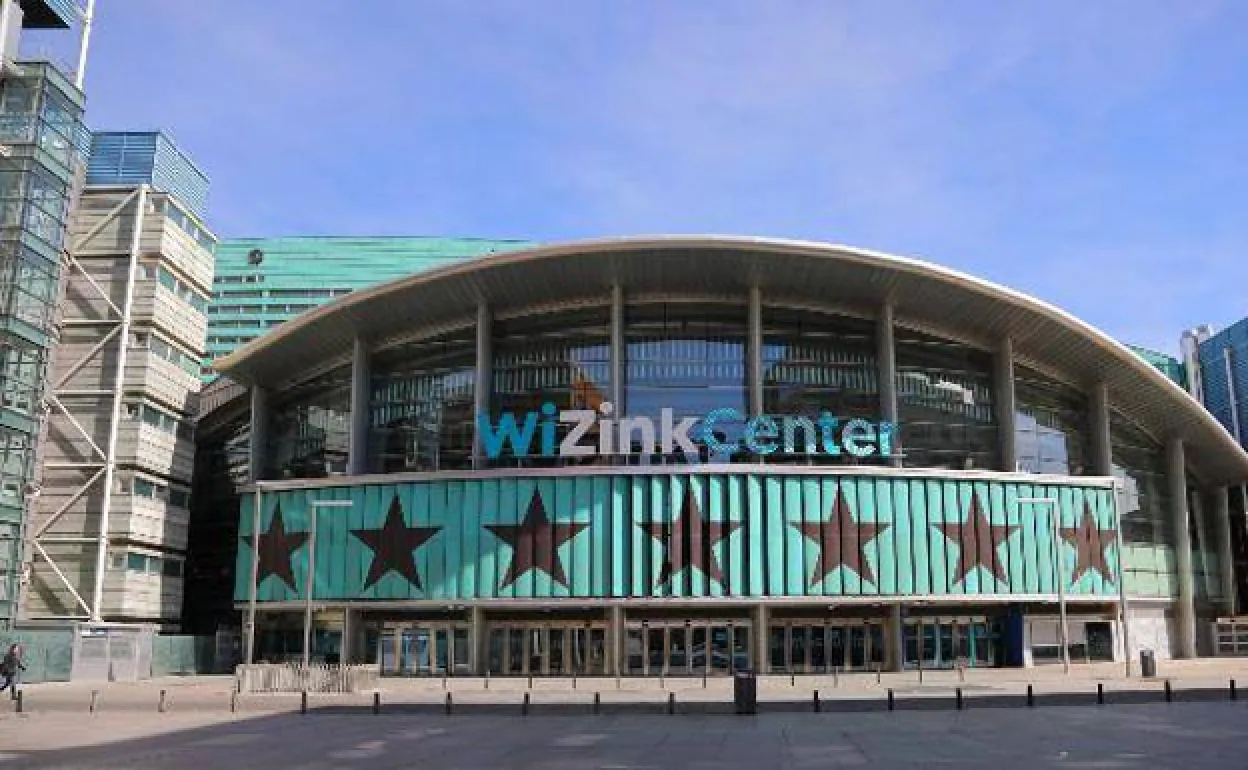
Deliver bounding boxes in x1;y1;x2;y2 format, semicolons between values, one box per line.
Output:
235;663;379;694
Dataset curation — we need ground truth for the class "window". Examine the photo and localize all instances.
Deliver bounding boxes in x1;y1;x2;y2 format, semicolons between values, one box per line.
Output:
126;552;148;572
161;559;183;578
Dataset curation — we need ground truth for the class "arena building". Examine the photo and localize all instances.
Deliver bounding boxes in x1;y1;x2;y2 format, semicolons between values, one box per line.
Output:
195;236;1248;677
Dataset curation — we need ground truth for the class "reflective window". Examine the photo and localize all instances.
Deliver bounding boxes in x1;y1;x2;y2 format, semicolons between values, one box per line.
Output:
490;306;611;468
624;302;747;463
1111;412;1176;597
1014;365;1091;475
895;328;998;470
762;306;880;464
269;367;350;478
370;328;476;473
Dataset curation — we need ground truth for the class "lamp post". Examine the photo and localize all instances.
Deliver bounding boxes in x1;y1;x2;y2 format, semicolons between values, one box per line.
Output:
303;498;354;669
1017;496;1069;674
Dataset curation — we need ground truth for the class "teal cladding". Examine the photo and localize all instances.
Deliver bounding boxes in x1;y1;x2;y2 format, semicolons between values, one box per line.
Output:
235;472;1120;603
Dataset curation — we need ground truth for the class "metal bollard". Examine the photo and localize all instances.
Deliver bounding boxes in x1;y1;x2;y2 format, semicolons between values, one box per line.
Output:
1232;679;1238;701
373;691;381;715
660;674;664;689
1026;684;1034;708
593;692;600;715
876;668;881;685
813;690;821;713
230;692;237;713
958;665;965;683
887;688;895;711
14;690;22;714
834;667;840;688
616;675;621;690
484;672;490;690
668;692;675;715
1097;683;1104;705
445;693;452;715
90;690;98;714
528;674;533;689
301;691;308;715
955;687;963;711
790;673;795;687
442;674;447;690
522;692;530;716
1164;680;1173;703
918;668;924;684
159;689;167;713
573;675;577;690
703;672;707;689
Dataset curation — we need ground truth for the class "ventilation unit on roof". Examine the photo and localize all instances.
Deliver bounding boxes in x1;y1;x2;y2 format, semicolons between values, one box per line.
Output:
247;248;264;266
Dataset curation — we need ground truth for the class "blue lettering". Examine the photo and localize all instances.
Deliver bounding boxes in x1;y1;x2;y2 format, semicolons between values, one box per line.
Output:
698;407;743;456
477;411;539;459
744;415;779;455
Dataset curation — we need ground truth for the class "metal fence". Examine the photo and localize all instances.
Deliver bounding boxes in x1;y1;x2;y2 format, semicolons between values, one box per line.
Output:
0;629;74;683
235;663;380;694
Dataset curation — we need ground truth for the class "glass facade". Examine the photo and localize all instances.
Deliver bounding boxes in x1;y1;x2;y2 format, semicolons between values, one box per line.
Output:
761;306;879;464
1111;413;1176;598
0;62;85;628
624;302;747;463
490;306;611;467
1013;366;1091;476
894;328;999;470
268;367;351;479
370;327;477;474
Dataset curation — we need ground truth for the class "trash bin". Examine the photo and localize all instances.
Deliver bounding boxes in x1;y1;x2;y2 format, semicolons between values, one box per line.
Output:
1140;649;1156;678
734;670;757;715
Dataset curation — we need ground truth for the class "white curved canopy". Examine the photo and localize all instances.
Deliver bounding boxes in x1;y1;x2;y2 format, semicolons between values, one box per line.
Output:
214;236;1248;485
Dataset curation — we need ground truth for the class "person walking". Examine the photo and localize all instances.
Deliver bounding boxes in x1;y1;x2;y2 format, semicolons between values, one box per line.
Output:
0;643;25;699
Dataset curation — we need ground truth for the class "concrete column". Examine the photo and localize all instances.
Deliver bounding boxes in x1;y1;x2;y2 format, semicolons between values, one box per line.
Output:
611;285;624;414
995;336;1018;472
1214;487;1237;614
887;604;904;672
248;386;269;482
1090;382;1113;476
341;607;353;663
347;337;371;475
877;302;900;466
748;286;763;417
607;604;624;677
471;606;487;675
472;303;492;469
753;603;769;673
1167;438;1196;658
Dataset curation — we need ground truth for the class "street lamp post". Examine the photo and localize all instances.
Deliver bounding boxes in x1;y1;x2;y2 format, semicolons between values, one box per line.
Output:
303;499;354;669
1017;496;1069;674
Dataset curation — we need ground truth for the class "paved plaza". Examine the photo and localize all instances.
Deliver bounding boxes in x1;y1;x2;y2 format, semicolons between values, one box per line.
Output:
2;701;1248;769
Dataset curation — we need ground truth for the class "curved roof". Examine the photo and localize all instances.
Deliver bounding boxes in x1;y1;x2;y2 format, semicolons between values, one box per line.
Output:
215;236;1248;486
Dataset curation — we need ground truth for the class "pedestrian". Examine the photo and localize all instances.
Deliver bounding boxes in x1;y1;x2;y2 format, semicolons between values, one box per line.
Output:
0;643;25;699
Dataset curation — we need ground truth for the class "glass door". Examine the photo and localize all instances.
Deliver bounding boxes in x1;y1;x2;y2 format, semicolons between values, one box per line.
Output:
453;628;472;675
669;627;688;674
732;626;750;673
508;628;525;674
549;628;566;675
432;629;449;675
828;627;846;671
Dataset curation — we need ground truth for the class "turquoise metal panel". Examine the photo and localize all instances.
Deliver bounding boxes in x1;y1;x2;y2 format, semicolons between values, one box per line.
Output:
746;475;765;596
235;471;1124;604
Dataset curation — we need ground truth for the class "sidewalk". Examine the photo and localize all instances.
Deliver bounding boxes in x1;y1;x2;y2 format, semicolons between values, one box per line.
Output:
5;658;1248;717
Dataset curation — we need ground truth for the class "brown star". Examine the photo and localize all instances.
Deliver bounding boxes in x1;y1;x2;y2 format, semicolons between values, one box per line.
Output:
487;490;588;589
1060;501;1118;585
935;492;1019;586
241;502;308;592
791;488;889;587
351;494;441;591
646;484;741;590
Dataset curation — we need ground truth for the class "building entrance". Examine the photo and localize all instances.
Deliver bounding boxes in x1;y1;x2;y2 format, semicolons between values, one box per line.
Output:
486;622;608;676
378;621;472;676
767;621;887;673
624;619;751;676
901;617;1003;669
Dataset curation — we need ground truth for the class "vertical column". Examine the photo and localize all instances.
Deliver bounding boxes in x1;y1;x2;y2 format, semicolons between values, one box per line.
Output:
472;303;493;469
887;603;904;672
753;603;769;673
611;285;625;413
1214;487;1237;614
995;336;1018;472
1167;438;1196;658
748;286;763;417
341;607;353;664
347;337;371;475
249;385;269;482
471;606;487;676
607;604;624;677
1090;382;1113;476
876;301;900;467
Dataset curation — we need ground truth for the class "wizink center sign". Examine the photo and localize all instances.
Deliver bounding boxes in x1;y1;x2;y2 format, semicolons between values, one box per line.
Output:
477;402;896;461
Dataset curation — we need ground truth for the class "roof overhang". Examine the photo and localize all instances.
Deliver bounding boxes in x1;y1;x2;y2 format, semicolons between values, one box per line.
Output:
214;235;1248;486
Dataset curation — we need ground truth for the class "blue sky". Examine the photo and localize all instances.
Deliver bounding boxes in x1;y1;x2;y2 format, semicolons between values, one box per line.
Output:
29;1;1248;353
